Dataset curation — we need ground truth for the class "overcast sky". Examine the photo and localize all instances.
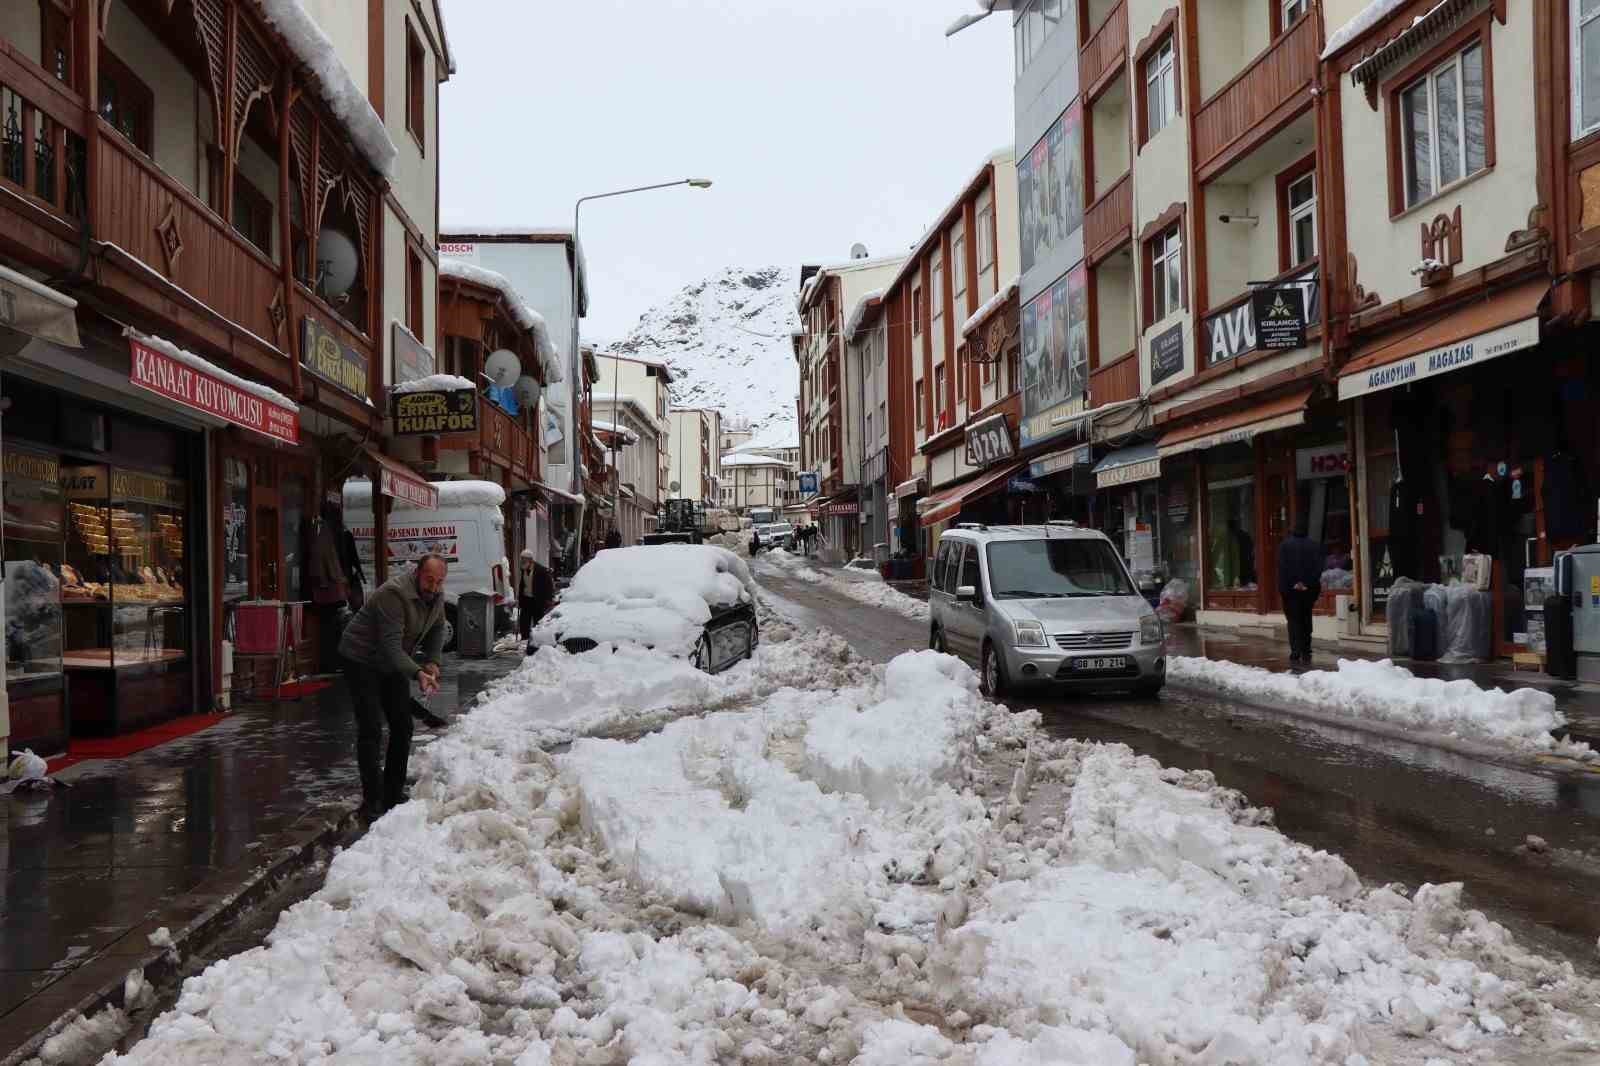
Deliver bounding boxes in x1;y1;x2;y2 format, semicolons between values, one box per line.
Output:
439;0;1014;345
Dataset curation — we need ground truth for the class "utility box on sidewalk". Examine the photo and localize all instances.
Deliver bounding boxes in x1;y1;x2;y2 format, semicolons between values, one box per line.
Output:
457;592;493;659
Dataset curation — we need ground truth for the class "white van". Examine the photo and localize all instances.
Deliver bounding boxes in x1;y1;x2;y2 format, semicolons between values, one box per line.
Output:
343;479;511;650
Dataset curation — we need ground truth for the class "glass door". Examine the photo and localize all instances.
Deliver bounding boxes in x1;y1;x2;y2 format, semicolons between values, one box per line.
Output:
256;506;280;600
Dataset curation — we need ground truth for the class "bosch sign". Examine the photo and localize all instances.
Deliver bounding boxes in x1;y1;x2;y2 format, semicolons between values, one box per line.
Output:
1296;445;1350;480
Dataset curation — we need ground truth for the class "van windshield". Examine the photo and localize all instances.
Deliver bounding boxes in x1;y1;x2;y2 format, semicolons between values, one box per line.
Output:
985;539;1135;599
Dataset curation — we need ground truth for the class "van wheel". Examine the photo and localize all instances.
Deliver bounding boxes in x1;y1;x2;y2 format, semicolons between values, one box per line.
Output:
929;627;947;653
441;604;458;653
981;641;1009;698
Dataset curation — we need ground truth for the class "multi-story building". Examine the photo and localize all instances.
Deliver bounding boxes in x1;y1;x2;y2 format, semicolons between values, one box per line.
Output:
720;452;797;514
592;398;658;545
0;0;449;756
796;250;906;556
591;352;672;538
667;407;721;506
862;149;1021;567
720;418;754;455
436;230;587;564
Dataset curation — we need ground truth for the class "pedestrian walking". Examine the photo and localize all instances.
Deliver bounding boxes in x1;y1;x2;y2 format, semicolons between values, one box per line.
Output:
749;527;763;555
337;554;449;819
516;549;556;641
1277;520;1324;664
604;527;623;550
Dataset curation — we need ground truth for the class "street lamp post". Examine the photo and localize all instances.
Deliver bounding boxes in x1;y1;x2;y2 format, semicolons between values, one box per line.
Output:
570;178;712;555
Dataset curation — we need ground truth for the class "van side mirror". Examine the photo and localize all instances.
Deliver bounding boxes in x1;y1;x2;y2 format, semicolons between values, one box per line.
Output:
956;584;979;603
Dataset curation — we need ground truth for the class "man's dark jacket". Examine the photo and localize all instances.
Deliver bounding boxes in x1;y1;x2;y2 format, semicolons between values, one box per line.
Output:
1277;534;1325;596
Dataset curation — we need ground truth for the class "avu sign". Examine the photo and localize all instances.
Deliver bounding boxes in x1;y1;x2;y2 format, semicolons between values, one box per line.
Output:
1204;268;1320;365
964;413;1016;468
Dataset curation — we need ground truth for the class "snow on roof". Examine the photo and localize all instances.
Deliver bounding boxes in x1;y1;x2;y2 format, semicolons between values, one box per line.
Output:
439;259;563;382
885;146;1015;296
344;478;507;509
797;254;910;312
255;0;397;178
392;372;476;395
1323;0;1410;58
721;452;796;468
532;544;755;656
961;275;1020;339
592;418;640;445
438;226;589;316
843;289;885;346
124;327;297;412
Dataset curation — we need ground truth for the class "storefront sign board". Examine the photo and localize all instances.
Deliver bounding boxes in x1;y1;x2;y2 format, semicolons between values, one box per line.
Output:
1203;268;1319;365
1251;286;1308;350
4;450;62;536
129;337;299;444
1096;457;1161;489
822;500;859;516
1149;323;1184;386
1030;444;1092;479
393;389;479;435
798;472;819;495
1337;316;1540;401
1296;444;1351;480
964;413;1017;468
301;316;370;400
349;523;460;566
380;466;438;510
111;469;184;506
1161;409;1306;458
392;321;435;386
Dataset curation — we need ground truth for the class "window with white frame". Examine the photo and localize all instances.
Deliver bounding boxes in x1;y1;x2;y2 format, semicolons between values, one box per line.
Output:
1574;0;1600;138
934;364;946;416
878;400;886;439
1013;0;1064;75
1399;42;1486;208
952;234;967;300
913;286;923;335
1145;37;1176;139
1286;171;1316;267
1280;0;1308;29
977;204;995;274
1150;224;1182;322
915;380;926;427
931;253;944;326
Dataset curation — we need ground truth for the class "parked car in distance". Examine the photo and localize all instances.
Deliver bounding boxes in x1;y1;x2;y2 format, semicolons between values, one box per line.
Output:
529;544;759;674
761;522;796;550
928;522;1166;698
641;531;695;546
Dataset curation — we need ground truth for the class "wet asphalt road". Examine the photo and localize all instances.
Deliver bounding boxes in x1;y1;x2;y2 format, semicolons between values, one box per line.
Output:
753;560;1600;973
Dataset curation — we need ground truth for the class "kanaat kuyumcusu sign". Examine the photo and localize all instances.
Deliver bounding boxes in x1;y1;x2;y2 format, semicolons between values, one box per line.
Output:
301;316;369;399
129;336;299;443
393;388;479;435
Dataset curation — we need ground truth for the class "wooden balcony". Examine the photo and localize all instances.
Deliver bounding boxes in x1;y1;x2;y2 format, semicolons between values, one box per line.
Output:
1085;171;1132;265
480;399;538;484
1079;1;1127;100
1192;7;1318;183
1090;349;1139;407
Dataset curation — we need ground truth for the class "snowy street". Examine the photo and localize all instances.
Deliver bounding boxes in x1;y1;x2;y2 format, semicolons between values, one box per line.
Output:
61;562;1600;1064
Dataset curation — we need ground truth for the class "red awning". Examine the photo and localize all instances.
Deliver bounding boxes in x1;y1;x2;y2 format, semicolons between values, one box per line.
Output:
918;459;1029;528
365;447;437;510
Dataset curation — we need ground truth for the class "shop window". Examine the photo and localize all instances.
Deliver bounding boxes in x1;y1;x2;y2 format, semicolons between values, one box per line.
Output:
5;448;65;693
1396;39;1488;210
98;48;153;155
1206;447;1258;592
1574;0;1600;138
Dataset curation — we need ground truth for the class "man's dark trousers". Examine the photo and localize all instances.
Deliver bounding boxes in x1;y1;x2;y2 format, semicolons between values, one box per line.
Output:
518;596;537;641
1283;587;1319;661
343;659;414;811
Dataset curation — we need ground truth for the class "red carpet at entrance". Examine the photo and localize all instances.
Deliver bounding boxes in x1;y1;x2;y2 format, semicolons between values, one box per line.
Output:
267;678;335;699
46;712;229;774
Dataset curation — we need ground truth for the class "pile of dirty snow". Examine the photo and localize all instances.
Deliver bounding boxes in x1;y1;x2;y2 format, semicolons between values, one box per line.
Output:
1169;655;1594;760
758;550;930;622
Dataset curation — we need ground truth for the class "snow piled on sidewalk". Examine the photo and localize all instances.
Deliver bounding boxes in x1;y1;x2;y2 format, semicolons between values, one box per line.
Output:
1169;655;1596;761
760;549;931;621
105;629;1600;1064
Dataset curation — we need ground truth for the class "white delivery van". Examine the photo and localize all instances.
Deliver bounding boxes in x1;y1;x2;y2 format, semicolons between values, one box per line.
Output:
343;479;511;650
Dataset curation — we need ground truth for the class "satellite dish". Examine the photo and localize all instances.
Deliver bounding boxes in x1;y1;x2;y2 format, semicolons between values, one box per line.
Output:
850;242;869;260
514;374;541;407
484;349;521;388
316;228;360;298
669;480;680;494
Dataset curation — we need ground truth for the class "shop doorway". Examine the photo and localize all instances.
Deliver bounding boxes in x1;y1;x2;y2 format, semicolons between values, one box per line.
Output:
1260;448;1294;616
255;505;280;599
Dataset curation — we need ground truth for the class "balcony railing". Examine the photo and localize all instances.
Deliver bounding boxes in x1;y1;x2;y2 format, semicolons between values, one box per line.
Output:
1193;7;1318;181
480;399;537;483
1079;1;1127;99
0;44;85;222
1085;171;1132;263
1089;349;1139;407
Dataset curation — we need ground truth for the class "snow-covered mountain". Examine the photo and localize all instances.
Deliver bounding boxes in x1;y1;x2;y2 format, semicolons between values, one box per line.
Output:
606;266;800;436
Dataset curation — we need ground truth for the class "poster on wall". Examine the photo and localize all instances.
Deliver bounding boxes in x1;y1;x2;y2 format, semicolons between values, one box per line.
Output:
1020;103;1084;276
1020;264;1088;447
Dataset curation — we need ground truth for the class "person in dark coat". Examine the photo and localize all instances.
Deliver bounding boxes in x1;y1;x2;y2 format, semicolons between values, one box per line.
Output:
338;555;448;819
604;527;623;550
516;550;556;641
1277;520;1325;664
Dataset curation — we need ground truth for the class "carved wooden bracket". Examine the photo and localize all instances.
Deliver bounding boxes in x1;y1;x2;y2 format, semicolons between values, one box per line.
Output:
1418;205;1462;287
156;203;183;276
1348;253;1381;311
268;283;287;343
1504;204;1549;253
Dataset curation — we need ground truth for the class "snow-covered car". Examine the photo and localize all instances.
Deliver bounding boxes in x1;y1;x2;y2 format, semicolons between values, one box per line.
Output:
529;544;759;673
760;522;796;550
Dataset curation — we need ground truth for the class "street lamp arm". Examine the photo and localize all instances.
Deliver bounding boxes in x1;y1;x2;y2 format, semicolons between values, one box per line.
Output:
576;179;714;212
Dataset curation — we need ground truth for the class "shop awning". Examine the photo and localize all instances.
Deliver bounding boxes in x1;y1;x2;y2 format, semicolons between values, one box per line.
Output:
128;330;300;444
895;476;926;499
364;447;437;510
918;459;1029;527
1336;279;1547;401
1157;387;1313;459
0;262;79;351
1030;443;1094;479
534;480;585;505
1092;443;1161;489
